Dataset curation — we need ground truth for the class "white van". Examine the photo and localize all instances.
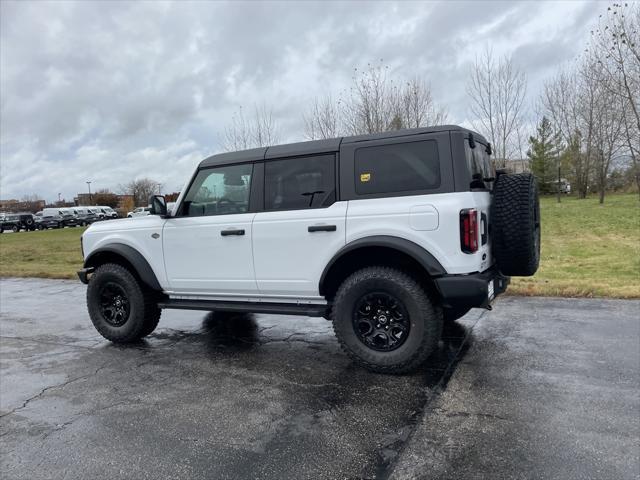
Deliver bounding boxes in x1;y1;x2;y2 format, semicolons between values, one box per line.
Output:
42;207;64;217
92;206;118;219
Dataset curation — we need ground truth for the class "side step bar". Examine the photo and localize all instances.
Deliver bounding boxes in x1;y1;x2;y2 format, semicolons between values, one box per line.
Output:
157;299;330;318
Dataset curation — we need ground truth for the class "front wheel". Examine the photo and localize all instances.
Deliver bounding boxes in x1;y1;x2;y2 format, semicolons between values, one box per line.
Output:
87;263;161;343
11;225;19;233
332;267;442;374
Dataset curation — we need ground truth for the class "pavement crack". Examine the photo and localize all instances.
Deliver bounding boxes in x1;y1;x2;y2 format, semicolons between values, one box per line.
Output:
0;335;95;350
0;363;110;419
438;408;511;422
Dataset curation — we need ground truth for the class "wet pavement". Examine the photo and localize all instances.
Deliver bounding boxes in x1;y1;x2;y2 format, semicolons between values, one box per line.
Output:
1;278;638;479
391;296;640;480
0;278;476;480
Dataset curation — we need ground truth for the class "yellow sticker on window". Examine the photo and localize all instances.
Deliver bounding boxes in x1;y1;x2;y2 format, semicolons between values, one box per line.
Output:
360;173;371;182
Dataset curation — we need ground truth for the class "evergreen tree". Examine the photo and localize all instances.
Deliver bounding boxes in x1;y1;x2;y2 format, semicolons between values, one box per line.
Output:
527;116;560;194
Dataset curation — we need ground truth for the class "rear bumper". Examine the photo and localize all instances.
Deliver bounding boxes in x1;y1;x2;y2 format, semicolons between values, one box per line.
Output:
434;267;509;310
77;267;94;284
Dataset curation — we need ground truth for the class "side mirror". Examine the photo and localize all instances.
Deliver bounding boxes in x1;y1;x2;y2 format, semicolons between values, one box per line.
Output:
149;195;167;216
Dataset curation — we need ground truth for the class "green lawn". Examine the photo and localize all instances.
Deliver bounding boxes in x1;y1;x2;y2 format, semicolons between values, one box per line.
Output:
0;226;86;279
1;194;638;298
509;193;639;298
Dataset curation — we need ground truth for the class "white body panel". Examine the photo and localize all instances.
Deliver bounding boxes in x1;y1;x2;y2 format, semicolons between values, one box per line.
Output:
82;216;169;288
252;202;348;296
162;213;258;294
346;192;492;275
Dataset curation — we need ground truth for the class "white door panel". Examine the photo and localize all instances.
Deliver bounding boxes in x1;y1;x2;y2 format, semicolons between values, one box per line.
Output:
163;213;257;294
253;202;347;296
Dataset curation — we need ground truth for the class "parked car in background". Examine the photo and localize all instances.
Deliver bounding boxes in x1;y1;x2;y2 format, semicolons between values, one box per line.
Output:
42;207;65;217
0;214;22;233
93;206;118;219
127;207;151;218
68;207;99;226
36;215;64;230
14;213;37;231
60;213;80;227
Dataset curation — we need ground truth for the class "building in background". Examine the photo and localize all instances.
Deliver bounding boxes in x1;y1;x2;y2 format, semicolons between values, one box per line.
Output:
504;159;530;174
0;198;46;213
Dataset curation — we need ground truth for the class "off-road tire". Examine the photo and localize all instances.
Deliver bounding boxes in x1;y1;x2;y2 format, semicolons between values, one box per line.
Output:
491;173;540;276
332;267;442;374
139;303;162;338
11;225;19;233
87;263;160;343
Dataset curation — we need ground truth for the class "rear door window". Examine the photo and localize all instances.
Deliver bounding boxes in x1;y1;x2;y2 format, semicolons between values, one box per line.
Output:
264;155;336;211
354;140;440;195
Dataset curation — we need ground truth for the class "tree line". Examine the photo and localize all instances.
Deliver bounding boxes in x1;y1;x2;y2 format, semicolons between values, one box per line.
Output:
222;2;639;204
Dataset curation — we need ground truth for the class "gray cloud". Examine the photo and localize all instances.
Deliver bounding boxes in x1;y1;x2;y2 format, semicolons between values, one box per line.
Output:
1;0;602;202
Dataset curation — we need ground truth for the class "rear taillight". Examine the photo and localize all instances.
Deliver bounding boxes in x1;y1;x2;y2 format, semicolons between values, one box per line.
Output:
460;209;479;254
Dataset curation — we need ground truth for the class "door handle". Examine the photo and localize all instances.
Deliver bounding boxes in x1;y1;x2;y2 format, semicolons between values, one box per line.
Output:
308;225;337;233
221;228;245;236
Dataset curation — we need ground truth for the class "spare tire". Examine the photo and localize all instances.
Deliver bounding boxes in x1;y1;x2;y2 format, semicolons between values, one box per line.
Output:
491;173;540;276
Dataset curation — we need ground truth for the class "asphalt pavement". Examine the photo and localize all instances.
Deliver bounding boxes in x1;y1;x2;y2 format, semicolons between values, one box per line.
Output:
1;278;638;479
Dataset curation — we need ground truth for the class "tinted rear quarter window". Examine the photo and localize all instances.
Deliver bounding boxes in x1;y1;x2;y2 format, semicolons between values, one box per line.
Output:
464;141;494;190
354;140;440;195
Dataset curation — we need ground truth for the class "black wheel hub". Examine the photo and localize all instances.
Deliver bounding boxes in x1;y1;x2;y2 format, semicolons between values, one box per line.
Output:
352;292;410;351
99;282;130;327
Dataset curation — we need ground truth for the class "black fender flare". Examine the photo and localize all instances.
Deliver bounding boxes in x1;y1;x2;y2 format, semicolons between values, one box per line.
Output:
84;243;162;291
319;235;446;295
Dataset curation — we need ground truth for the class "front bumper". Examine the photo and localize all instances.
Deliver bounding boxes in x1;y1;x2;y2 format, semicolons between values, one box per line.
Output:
434;267;509;310
77;267;94;284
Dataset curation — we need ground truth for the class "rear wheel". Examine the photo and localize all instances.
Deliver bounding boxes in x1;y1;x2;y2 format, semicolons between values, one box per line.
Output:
87;263;161;343
332;267;442;374
11;225;19;233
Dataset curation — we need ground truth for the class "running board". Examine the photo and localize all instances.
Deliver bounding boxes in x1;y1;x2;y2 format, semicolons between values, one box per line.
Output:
157;299;330;318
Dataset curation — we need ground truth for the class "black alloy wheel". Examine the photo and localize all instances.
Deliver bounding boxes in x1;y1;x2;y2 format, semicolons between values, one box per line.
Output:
352;292;410;352
98;282;131;327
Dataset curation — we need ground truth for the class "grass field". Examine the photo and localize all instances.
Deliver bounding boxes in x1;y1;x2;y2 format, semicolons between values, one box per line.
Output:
0;226;86;279
509;193;639;298
1;194;638;297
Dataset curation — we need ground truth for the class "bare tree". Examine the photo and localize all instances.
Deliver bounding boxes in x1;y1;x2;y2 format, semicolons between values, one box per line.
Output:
542;65;595;199
467;49;527;167
304;62;448;140
303;95;339;140
342;63;396;135
398;77;449;129
222;104;280;151
119;178;159;207
591;2;640;198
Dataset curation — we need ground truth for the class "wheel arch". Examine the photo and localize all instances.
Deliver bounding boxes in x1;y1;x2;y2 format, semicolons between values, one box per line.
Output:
319;236;446;300
84;243;162;292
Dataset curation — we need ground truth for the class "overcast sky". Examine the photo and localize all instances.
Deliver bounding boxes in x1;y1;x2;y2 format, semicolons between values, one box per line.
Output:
1;0;603;203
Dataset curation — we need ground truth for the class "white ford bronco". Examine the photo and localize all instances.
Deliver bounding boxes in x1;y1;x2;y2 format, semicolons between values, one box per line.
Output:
79;126;540;373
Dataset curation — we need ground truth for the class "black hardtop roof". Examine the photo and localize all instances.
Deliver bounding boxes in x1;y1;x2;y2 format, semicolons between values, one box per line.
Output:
199;125;485;168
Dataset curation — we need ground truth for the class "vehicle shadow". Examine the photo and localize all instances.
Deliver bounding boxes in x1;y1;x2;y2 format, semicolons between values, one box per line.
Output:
199;311;261;350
